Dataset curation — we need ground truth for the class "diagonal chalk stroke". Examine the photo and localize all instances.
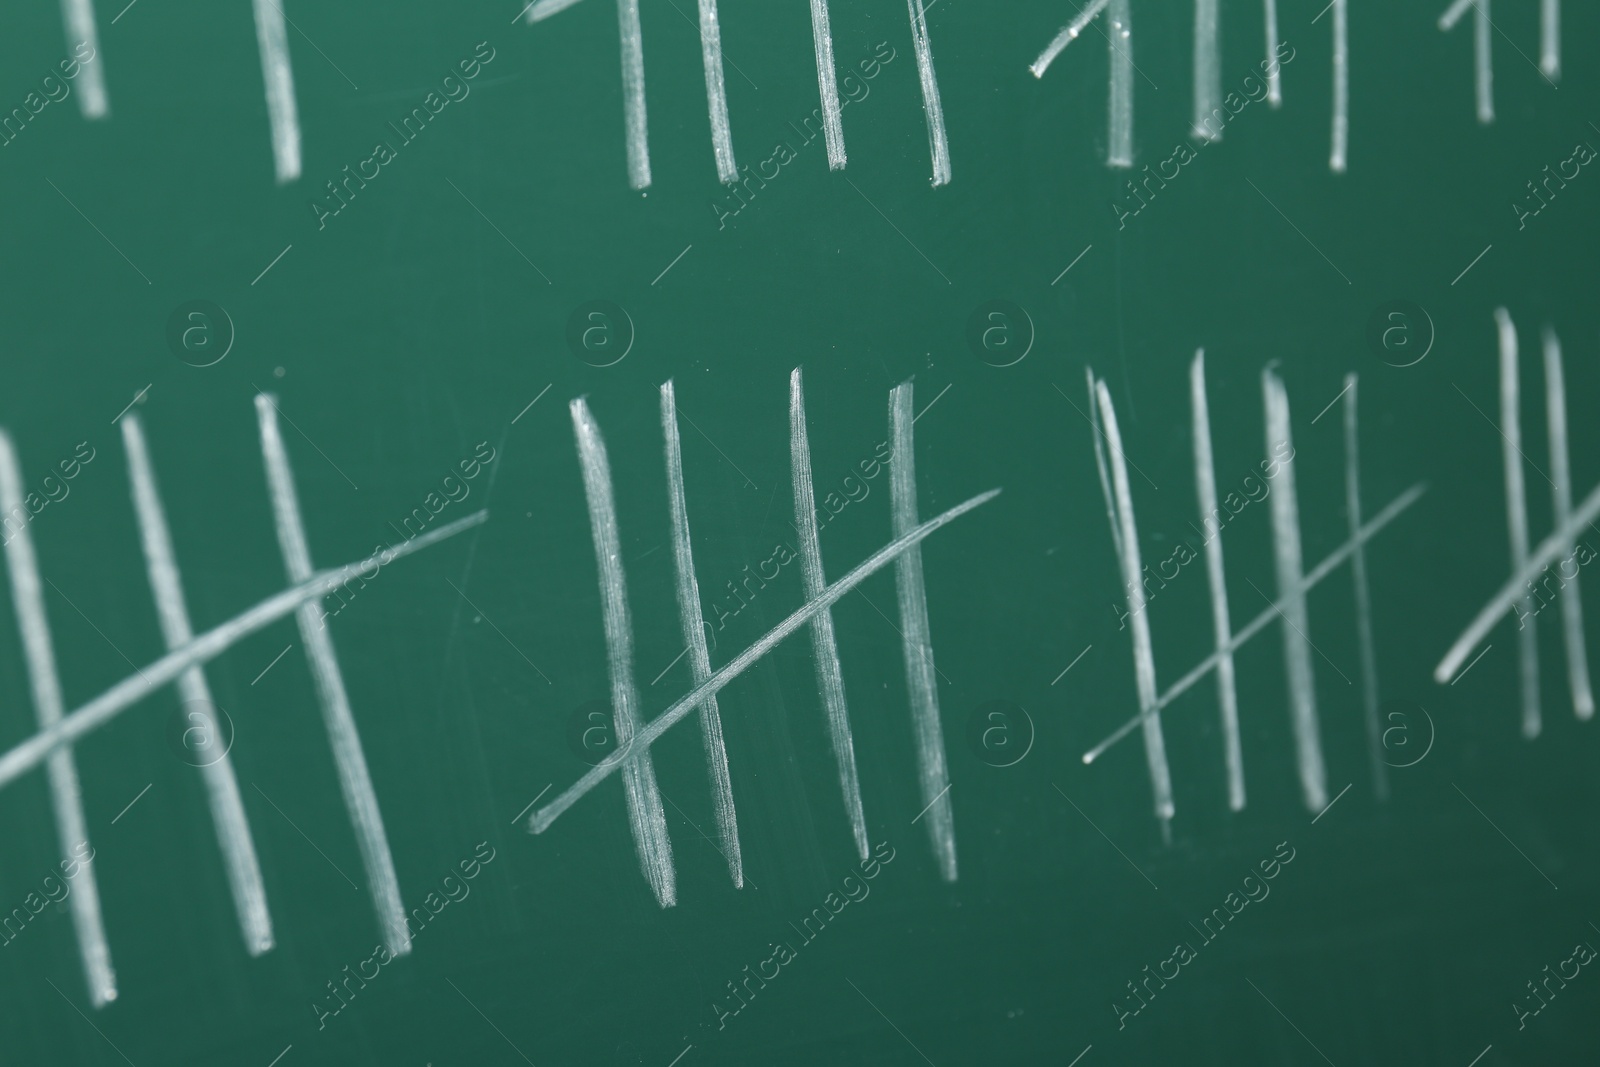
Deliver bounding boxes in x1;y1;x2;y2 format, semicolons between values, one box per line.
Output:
1342;377;1389;802
806;0;848;168
1190;351;1245;811
61;0;108;119
1094;374;1175;828
572;398;677;906
122;414;274;954
0;431;116;1007
1086;483;1428;765
1494;310;1540;737
696;0;738;182
661;381;743;888
791;368;870;861
0;511;487;791
529;488;1001;835
1542;327;1593;719
1263;368;1327;812
890;382;957;881
1086;369;1124;563
256;394;410;954
1031;0;1110;78
906;0;952;186
252;0;303;182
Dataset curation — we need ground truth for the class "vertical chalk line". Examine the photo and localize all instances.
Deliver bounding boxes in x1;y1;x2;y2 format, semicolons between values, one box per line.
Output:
1441;0;1493;123
571;398;677;905
1264;0;1282;105
1107;0;1134;168
1262;369;1328;812
1341;376;1389;801
255;394;410;952
660;381;743;887
1494;310;1540;736
122;414;275;954
1093;376;1175;829
889;382;957;880
906;0;952;187
806;0;848;169
1189;351;1245;812
61;0;108;119
1030;0;1111;78
251;0;302;183
617;0;652;189
1541;0;1560;80
1086;368;1125;563
696;0;738;183
1542;327;1592;719
790;368;870;861
1330;0;1349;171
0;432;116;1007
1193;0;1221;142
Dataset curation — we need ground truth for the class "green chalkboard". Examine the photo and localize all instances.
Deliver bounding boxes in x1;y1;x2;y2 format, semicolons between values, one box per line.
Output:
0;0;1597;1064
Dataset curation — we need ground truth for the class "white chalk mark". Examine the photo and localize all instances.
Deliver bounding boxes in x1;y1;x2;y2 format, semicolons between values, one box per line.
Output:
1310;781;1351;823
661;381;744;889
123;414;275;954
525;0;585;21
1030;0;1110;78
696;0;738;182
1052;644;1093;685
571;398;677;906
910;781;952;825
1452;643;1492;684
1492;311;1541;737
616;0;652;189
1263;0;1282;105
1541;0;1560;79
1085;369;1124;563
1341;377;1388;802
251;0;302;182
1190;351;1245;812
1193;0;1221;141
255;394;409;953
529;488;1001;835
1330;0;1348;171
1542;328;1592;720
0;432;116;1007
791;369;870;861
890;382;957;881
1093;376;1175;827
0;512;486;791
109;782;151;825
806;0;847;169
1052;245;1093;285
512;784;553;825
1262;369;1327;812
1086;484;1426;763
61;0;108;119
1106;0;1134;167
906;0;952;186
1440;0;1493;123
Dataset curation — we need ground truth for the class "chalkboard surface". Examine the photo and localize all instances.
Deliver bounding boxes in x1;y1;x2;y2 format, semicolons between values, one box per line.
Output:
0;1;1597;1064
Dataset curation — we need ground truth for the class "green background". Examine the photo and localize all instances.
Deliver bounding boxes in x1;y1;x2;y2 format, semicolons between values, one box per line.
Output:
0;0;1596;1063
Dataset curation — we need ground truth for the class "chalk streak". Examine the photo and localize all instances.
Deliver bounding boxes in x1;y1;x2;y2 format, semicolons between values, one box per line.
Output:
122;414;275;954
0;432;116;1007
1262;369;1327;812
1542;328;1592;720
1086;369;1124;563
1492;311;1541;736
696;0;738;183
1541;0;1560;79
0;512;487;790
1341;377;1388;801
572;398;676;905
525;0;585;22
1441;0;1493;122
890;382;956;880
529;489;1001;835
1193;0;1221;141
1086;484;1426;763
1030;0;1110;78
251;0;302;182
661;381;743;888
1264;0;1282;105
791;369;870;861
61;0;108;119
617;0;652;189
1094;376;1175;826
1330;0;1349;171
256;394;410;953
806;0;848;169
906;0;952;186
1106;0;1134;168
1190;351;1245;811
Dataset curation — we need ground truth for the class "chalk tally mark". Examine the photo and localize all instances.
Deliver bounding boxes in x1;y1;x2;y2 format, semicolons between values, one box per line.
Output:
905;0;952;186
61;0;108;119
1439;0;1493;124
1031;0;1133;167
252;0;303;182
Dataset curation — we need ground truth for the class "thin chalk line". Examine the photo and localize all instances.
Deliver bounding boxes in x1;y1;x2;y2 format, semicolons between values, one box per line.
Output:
251;0;303;182
1494;310;1540;737
806;0;848;168
1054;783;1158;890
1030;0;1111;78
1541;328;1593;719
1453;782;1559;890
512;784;553;825
910;781;952;825
1084;483;1427;764
528;487;1000;834
1330;0;1349;171
252;390;359;491
906;0;952;186
251;643;293;685
663;0;758;89
1052;381;1158;490
618;0;652;188
1344;376;1388;800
